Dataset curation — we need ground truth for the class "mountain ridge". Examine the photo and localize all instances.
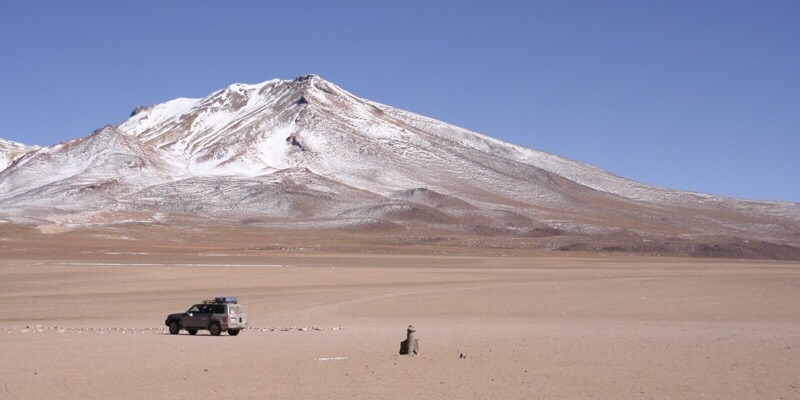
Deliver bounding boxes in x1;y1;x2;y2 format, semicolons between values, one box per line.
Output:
0;138;39;172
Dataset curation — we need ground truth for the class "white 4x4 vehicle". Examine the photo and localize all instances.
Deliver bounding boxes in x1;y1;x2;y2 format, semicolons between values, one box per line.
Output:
165;297;247;336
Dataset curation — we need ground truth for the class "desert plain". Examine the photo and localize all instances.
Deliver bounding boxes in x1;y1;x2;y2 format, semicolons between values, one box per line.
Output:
1;228;799;400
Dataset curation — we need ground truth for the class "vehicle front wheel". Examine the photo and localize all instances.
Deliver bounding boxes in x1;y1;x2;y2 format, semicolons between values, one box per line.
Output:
187;329;198;335
228;329;240;336
168;321;180;335
209;323;221;336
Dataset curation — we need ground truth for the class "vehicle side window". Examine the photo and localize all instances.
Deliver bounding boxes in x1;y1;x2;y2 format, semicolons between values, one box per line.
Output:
188;305;200;313
213;305;225;314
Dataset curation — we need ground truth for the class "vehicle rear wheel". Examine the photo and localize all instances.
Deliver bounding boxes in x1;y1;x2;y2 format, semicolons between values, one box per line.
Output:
168;321;180;335
187;329;198;335
209;323;221;336
228;329;240;336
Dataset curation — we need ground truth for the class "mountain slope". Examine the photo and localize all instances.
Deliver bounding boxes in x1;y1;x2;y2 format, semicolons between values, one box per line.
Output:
0;126;184;215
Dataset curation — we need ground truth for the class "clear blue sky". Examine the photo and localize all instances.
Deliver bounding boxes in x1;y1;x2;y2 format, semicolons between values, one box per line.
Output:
1;1;798;202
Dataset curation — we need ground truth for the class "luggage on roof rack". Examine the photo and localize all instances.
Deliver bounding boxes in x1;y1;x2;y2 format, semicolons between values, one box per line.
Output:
213;296;237;304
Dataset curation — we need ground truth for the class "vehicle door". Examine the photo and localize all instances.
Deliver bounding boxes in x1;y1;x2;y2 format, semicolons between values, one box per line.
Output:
193;305;213;329
211;304;226;327
182;305;202;328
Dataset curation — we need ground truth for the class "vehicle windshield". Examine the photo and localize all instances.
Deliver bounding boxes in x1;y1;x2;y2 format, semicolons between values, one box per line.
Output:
187;305;200;313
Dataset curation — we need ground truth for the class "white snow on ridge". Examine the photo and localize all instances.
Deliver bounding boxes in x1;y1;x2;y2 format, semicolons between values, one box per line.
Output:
0;126;186;210
122;97;200;135
0;138;39;172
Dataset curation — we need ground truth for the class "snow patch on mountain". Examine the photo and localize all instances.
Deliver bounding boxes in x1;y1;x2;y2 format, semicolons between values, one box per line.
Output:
0;139;39;172
0;126;185;214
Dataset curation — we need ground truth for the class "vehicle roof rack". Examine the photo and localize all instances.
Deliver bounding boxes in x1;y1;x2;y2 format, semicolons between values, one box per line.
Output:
204;296;237;304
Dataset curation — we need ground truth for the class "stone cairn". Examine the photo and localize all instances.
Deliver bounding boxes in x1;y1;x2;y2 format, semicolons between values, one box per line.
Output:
399;325;419;355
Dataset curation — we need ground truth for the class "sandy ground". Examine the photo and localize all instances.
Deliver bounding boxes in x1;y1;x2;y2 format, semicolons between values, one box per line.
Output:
1;247;799;399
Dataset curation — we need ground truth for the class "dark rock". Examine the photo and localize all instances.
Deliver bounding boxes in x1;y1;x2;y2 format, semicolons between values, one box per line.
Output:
294;74;318;82
286;135;307;151
130;105;150;117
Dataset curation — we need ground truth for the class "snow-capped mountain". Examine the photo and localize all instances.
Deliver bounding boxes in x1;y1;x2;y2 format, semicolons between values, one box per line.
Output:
1;75;798;258
0;139;39;172
117;75;674;205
